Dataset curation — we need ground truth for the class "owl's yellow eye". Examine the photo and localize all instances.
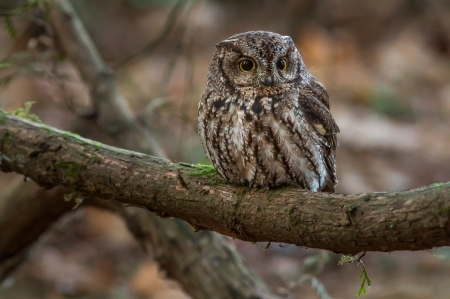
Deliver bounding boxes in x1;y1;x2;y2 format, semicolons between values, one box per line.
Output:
239;59;255;72
276;58;287;71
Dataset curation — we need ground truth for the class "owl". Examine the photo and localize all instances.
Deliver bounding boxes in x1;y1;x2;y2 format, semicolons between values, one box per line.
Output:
197;31;339;192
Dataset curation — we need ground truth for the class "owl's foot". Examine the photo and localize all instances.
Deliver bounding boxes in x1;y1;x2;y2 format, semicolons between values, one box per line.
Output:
247;180;270;193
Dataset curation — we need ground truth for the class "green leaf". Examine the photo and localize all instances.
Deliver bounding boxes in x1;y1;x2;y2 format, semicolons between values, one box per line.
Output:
73;197;84;209
3;17;16;39
14;101;35;118
0;62;10;69
357;265;372;298
339;254;372;297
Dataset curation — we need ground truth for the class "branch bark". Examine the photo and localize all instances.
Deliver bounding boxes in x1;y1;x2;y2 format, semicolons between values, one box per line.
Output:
1;111;449;255
0;177;148;282
0;178;72;281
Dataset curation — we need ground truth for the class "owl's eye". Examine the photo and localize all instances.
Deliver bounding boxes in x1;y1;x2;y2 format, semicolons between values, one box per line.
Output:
239;59;255;72
276;58;287;71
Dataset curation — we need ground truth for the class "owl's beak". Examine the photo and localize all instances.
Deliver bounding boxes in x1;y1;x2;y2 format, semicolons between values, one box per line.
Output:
262;75;275;87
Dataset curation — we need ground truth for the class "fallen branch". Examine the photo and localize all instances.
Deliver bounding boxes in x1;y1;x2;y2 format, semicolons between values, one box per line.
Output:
0;179;72;281
1;111;449;255
0;178;148;281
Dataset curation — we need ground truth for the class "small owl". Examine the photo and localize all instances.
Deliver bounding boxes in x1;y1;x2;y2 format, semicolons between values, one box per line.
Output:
197;31;339;192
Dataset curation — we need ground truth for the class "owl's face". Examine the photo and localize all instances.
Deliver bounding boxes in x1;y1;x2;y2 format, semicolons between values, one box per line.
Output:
212;31;307;90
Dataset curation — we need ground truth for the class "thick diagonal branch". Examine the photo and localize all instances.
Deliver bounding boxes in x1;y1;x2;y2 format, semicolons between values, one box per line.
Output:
1;112;449;255
47;0;167;158
0;178;146;282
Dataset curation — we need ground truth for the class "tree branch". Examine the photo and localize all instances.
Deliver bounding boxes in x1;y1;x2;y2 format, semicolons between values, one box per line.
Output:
0;177;149;281
114;0;186;69
1;111;449;255
0;178;73;281
47;0;167;158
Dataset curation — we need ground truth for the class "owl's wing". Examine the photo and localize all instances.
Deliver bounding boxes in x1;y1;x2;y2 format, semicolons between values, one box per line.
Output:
308;76;331;110
298;85;339;136
298;83;339;192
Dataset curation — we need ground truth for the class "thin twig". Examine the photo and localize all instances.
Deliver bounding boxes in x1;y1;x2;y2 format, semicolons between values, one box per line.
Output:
114;0;186;70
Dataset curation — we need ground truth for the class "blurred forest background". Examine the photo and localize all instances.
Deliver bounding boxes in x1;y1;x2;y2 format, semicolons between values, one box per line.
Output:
1;0;450;298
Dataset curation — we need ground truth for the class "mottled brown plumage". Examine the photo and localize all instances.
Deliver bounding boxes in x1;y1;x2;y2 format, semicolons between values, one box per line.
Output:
197;31;339;192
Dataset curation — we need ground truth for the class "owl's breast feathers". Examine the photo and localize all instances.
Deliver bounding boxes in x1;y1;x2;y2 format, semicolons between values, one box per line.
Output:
198;88;339;192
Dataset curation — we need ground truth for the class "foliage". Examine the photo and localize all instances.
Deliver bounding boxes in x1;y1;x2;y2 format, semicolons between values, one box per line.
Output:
1;0;46;17
2;17;16;39
0;62;11;69
13;101;34;117
64;192;84;209
13;101;41;123
357;264;372;297
339;253;372;297
1;0;47;39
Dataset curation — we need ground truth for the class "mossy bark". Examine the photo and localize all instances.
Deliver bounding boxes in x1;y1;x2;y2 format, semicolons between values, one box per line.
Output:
1;112;449;255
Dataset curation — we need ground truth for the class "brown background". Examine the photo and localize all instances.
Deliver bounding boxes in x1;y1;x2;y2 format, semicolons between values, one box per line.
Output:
0;0;450;298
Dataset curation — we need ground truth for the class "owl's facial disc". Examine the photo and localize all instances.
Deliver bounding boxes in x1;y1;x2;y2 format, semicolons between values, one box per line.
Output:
215;31;306;89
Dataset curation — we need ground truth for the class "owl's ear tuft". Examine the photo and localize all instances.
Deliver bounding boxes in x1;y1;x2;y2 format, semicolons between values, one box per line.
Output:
282;35;295;47
215;38;238;50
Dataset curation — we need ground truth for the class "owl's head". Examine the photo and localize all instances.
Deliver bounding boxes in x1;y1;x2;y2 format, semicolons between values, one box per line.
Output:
208;31;308;91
